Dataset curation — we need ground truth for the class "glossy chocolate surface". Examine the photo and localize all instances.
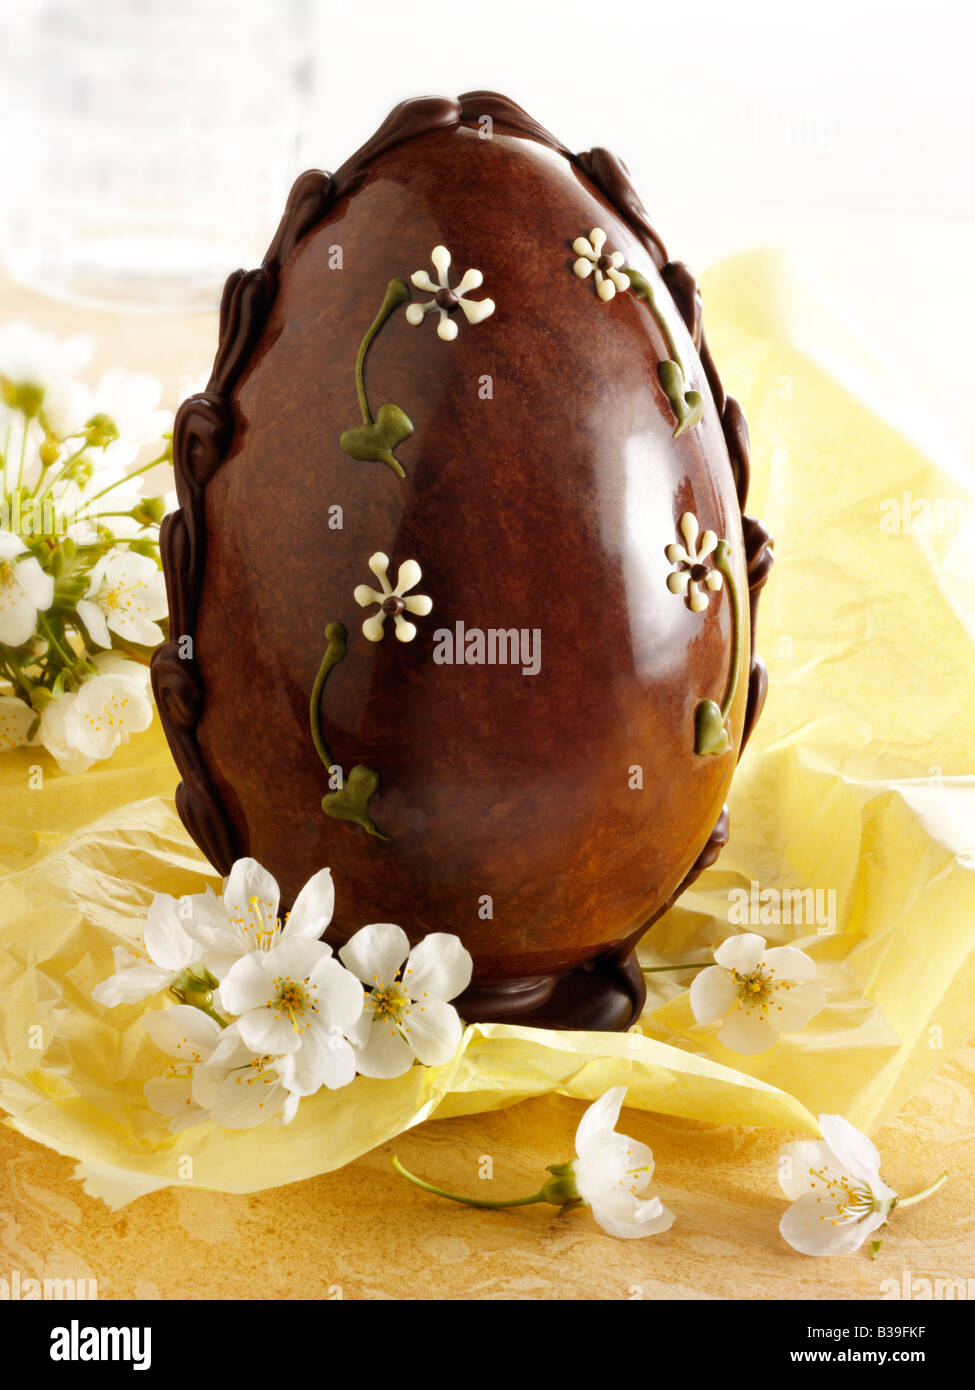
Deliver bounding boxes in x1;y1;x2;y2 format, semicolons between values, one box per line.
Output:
153;93;772;1024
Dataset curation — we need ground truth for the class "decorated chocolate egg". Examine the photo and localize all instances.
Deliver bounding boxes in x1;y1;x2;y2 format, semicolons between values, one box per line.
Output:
153;92;773;1031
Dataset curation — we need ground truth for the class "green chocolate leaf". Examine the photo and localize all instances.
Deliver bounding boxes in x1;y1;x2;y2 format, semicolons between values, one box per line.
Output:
322;763;388;839
340;402;413;478
658;360;704;437
694;698;731;756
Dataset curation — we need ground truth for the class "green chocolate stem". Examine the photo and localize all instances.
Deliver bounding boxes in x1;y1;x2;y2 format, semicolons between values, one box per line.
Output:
340;279;414;479
309;621;348;773
624;267;704;438
354;279;409;425
309;621;387;840
693;540;744;756
715;541;741;722
624;267;684;374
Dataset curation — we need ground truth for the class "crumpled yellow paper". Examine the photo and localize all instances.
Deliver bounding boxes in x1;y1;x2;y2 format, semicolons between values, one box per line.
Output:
2;250;974;1207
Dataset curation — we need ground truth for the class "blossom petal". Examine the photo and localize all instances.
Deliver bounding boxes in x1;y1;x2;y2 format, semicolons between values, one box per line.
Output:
777;1140;836;1200
591;1194;675;1240
713;932;767;975
573;257;594;279
780;1192;886;1256
76;598;112;648
405;302;428;326
13;555;54;611
92;961;173;1005
281;1020;356;1094
144;1075;199;1124
403;933;473;1003
362;613;386;642
716;1007;780;1055
575;1086;626;1156
144;894;201;971
339;922;410;987
596;275;617;302
818;1114;886;1186
402;998;463;1066
284;867;335;941
410;270;439;294
0;582;38;646
771;978;826;1032
572;238;596;259
688;964;739;1024
219;952;274;1015
764;945;819;982
307;954;365;1031
437;316;459;342
351;1017;414;1078
575;1130;655;1201
223;858;281;930
236;1006;303;1056
143;1004;221;1060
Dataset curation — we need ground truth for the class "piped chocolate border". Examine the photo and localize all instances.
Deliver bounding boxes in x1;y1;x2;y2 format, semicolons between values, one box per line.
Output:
151;90;773;882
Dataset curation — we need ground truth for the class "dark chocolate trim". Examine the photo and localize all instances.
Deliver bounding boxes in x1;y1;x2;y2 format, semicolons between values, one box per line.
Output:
154;92;773;904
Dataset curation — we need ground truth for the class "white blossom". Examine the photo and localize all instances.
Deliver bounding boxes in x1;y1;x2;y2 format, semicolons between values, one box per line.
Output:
339;922;472;1079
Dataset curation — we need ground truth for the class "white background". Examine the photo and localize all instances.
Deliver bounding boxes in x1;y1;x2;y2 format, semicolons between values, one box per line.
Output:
3;0;973;469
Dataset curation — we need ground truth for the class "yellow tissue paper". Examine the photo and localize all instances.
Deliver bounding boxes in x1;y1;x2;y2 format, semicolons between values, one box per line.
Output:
2;250;973;1207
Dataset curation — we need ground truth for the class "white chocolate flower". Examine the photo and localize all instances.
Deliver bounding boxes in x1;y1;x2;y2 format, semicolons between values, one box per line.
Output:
354;551;432;643
405;245;495;341
572;228;630;302
666;511;725;613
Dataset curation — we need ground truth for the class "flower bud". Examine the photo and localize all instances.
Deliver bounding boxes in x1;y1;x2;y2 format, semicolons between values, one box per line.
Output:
84;412;119;448
540;1159;581;1206
130;496;166;526
39;437;61;467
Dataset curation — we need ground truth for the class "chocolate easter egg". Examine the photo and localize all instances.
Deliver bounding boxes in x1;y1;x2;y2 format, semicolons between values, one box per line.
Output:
153;93;773;1031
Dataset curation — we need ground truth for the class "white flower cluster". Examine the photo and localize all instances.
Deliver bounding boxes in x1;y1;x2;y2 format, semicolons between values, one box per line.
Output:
0;322;173;771
93;858;473;1131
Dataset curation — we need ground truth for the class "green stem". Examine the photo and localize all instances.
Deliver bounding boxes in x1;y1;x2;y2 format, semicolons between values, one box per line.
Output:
354;279;411;426
641;962;707;973
392;1156;549;1210
715;541;742;721
33;441;89;504
0;647;35;694
624;267;684;375
84;450;170;505
36;612;81;673
16;419;29;492
894;1172;948;1210
309;622;348;773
